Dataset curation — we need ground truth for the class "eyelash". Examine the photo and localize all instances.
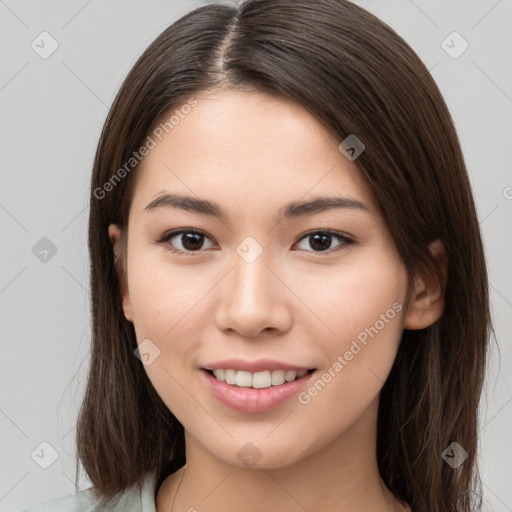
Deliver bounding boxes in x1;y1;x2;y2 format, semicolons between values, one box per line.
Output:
157;228;355;256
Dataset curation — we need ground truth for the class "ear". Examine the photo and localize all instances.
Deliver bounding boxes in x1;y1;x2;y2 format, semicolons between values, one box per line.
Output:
403;239;447;330
108;223;133;322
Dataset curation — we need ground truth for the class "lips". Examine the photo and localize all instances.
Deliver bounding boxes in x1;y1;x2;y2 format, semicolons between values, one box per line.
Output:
200;367;316;413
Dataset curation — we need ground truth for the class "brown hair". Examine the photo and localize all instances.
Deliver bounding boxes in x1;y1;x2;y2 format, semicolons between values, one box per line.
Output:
76;1;493;511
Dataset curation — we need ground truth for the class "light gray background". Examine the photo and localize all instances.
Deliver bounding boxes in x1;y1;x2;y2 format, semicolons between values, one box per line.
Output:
1;0;511;511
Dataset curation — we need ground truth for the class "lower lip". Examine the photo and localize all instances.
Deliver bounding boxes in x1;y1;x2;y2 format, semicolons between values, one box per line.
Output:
200;369;315;414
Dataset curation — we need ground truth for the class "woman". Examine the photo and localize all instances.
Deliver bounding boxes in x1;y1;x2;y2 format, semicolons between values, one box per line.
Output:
21;0;492;511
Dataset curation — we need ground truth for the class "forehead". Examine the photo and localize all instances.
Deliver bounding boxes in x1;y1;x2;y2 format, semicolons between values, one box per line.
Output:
130;89;378;218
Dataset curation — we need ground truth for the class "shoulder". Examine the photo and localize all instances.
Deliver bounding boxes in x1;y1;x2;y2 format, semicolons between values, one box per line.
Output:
19;488;97;512
19;469;159;512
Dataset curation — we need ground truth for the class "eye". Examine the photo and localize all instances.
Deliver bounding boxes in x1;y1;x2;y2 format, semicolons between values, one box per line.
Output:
157;229;354;256
294;230;354;254
158;229;215;255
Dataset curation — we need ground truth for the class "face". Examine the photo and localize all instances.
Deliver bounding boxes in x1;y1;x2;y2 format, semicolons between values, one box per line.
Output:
110;89;414;469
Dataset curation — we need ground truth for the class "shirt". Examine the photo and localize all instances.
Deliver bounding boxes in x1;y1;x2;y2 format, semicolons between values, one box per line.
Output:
19;469;159;512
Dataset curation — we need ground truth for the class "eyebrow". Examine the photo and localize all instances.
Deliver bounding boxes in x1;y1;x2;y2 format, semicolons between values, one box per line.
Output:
144;192;372;221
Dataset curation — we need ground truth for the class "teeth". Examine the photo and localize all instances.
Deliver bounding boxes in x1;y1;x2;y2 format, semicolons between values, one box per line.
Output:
271;370;286;386
225;369;236;385
236;371;253;387
211;368;310;388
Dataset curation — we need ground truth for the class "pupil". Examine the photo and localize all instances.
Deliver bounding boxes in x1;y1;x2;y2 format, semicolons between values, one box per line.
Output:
310;233;331;251
179;233;333;252
182;232;203;250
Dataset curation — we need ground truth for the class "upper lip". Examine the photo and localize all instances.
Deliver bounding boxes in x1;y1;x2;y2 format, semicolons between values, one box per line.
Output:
202;359;315;373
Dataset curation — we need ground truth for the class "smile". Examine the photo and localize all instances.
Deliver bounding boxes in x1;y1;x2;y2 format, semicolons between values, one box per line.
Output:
200;368;317;414
207;368;315;388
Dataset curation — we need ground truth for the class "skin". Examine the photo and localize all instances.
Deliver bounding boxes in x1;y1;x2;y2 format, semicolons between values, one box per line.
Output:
109;89;446;512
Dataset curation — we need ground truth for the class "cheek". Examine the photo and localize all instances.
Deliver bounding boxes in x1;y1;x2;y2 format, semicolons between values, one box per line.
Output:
125;247;210;423
294;257;407;420
293;255;407;347
126;245;210;338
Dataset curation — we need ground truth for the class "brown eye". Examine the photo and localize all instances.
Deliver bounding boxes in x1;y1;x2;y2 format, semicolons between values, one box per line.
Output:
295;230;354;253
158;228;354;256
159;229;215;254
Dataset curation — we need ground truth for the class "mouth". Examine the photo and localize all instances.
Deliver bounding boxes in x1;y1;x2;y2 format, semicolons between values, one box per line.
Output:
202;368;316;388
200;367;317;414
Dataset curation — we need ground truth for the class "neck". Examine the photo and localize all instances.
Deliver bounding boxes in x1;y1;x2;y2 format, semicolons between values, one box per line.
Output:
158;397;409;512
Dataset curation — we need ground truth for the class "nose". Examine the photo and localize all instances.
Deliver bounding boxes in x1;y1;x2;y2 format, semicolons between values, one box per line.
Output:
214;251;293;338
